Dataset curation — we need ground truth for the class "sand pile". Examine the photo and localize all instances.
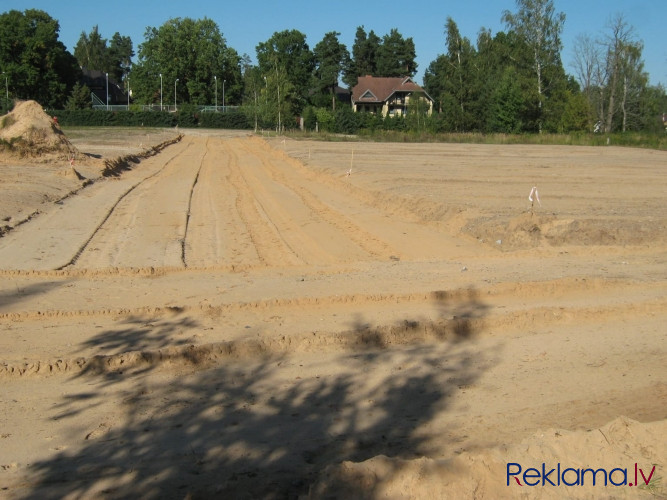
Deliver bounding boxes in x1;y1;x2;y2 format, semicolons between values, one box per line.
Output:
311;416;666;499
0;100;79;161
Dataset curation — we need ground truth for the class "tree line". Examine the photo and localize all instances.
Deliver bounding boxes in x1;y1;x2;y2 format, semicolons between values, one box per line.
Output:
1;2;665;134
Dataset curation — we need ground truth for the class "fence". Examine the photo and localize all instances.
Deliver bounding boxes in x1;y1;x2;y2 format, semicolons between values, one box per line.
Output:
92;103;239;113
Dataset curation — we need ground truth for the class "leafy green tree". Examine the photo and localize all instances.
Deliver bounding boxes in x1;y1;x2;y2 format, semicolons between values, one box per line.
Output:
558;89;590;132
256;30;314;115
313;32;350;110
638;84;667;132
481;29;545;132
74;26;108;72
444;19;468;119
0;9;80;108
405;91;430;130
132;17;240;107
376;28;417;77
333;105;359;134
436;18;479;130
489;66;524;133
423;54;448;114
428;27;523;132
539;55;574;132
315;107;335;132
303;106;317;131
241;55;263;130
75;27;134;84
261;61;294;132
66;82;92;110
473;28;518;132
618;41;646;132
502;0;566;132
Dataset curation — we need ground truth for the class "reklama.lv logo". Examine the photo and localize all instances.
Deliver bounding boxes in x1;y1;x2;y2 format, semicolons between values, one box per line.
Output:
507;462;656;487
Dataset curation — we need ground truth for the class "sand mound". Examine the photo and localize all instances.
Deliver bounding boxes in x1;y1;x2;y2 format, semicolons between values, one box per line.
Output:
311;416;666;499
466;211;667;249
0;100;79;161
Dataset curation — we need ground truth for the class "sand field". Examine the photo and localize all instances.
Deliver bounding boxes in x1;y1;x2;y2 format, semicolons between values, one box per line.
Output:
0;110;665;498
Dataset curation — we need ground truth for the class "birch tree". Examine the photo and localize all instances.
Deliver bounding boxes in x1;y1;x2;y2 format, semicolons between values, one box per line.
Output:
619;41;645;131
502;0;565;132
74;26;108;71
601;14;644;132
572;33;602;130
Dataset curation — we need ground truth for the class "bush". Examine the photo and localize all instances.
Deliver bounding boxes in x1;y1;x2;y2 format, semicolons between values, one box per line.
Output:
315;108;335;132
333;106;359;134
381;115;407;131
303;106;317;131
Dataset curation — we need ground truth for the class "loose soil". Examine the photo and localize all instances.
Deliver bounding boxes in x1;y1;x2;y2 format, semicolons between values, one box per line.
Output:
0;123;665;499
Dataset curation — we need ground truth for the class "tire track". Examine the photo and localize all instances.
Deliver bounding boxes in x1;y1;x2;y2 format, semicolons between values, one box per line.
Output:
262;137;463;231
225;141;302;267
229;140;342;265
239;138;398;261
57;138;196;270
74;137;207;269
181;137;208;267
182;140;259;268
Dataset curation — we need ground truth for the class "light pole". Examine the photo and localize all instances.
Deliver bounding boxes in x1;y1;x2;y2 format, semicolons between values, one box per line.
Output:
159;73;163;111
174;78;179;111
105;72;109;110
127;75;130;109
214;75;217;111
276;71;281;134
223;79;226;112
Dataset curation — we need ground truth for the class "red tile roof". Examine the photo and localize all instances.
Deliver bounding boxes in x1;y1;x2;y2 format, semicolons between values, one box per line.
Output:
351;76;428;103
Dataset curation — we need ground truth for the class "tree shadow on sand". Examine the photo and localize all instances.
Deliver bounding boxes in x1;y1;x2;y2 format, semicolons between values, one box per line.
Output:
0;279;70;311
21;287;494;499
75;310;197;356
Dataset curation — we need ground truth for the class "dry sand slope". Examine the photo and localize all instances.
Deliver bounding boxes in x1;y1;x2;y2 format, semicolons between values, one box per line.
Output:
0;128;665;499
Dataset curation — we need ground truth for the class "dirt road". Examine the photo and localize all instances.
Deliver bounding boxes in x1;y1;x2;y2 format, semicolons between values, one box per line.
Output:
0;131;665;499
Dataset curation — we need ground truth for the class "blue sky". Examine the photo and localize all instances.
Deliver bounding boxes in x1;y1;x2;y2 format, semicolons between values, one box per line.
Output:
4;0;666;86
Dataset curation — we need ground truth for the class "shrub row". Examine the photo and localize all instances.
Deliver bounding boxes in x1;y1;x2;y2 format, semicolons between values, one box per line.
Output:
303;106;467;135
300;106;666;150
49;108;252;129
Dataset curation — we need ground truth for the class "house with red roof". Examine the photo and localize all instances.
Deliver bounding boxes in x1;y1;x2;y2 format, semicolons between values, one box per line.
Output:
351;76;433;117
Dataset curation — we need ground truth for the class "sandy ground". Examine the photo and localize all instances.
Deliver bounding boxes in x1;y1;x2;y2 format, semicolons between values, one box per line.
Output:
0;128;665;499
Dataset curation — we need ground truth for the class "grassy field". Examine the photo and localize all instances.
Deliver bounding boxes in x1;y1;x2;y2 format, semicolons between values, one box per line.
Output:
279;128;667;150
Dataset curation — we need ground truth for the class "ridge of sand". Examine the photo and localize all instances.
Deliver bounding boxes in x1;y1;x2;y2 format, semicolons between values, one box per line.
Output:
311;416;666;499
